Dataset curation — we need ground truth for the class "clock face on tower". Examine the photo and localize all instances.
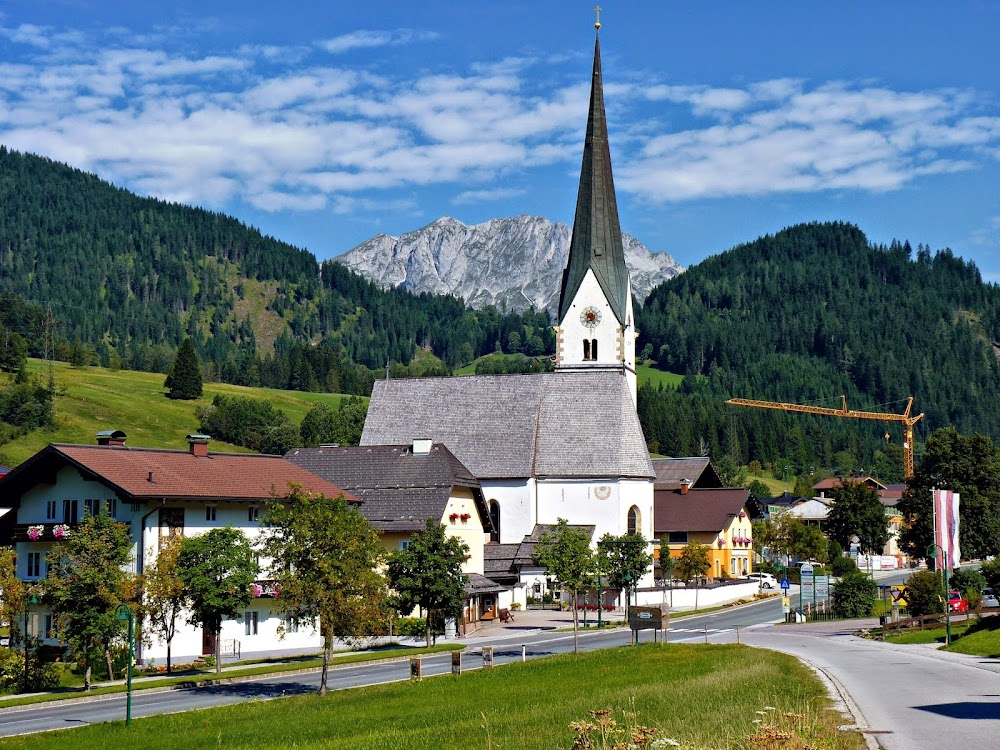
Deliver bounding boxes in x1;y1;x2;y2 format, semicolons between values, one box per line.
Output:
580;306;602;328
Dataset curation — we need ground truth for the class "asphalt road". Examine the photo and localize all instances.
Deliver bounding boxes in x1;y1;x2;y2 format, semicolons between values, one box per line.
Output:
0;597;786;737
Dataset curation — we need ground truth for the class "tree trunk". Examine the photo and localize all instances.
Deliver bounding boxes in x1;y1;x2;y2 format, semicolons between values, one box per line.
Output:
84;662;92;691
425;610;432;649
215;626;222;675
572;590;579;654
105;647;115;682
320;633;331;696
166;638;172;675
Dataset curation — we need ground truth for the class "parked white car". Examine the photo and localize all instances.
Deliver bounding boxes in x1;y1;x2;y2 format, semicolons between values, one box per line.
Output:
746;572;778;589
983;588;999;608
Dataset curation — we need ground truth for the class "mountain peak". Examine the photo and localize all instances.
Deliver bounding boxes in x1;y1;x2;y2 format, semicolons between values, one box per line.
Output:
335;215;682;315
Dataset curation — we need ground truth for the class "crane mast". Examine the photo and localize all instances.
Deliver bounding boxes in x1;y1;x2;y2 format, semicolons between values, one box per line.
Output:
725;395;924;478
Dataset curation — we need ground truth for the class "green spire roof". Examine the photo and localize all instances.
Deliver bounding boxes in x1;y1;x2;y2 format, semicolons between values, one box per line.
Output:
558;32;629;326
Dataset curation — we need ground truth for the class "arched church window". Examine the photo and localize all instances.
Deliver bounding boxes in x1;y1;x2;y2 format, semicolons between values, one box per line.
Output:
583;340;591;361
591;339;598;359
488;500;500;543
627;505;640;536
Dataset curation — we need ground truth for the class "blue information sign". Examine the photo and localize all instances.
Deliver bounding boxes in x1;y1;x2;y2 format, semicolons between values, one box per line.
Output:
780;578;790;590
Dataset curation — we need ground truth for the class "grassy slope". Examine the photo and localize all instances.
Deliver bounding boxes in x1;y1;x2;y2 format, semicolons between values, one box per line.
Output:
1;359;359;466
0;644;862;750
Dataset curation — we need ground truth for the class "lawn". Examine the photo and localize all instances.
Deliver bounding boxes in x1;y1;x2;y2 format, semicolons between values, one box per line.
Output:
1;359;359;466
0;644;863;750
636;362;684;390
944;616;1000;657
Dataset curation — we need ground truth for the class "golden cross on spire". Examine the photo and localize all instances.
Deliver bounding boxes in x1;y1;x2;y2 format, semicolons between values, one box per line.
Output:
594;5;602;30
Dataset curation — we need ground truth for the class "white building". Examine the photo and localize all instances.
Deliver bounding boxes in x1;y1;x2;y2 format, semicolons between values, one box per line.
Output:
2;432;354;662
360;29;656;605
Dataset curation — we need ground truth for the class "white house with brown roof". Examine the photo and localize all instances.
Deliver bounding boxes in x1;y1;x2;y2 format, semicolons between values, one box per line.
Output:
285;440;505;632
2;432;354;663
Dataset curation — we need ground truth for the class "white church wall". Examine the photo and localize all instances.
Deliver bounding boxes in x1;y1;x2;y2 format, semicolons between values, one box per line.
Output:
536;478;622;538
480;478;535;544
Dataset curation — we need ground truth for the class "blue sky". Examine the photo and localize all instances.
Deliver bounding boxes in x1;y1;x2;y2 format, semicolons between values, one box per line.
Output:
1;1;998;277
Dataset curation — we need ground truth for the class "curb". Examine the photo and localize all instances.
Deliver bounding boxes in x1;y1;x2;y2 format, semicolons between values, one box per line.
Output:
794;656;881;750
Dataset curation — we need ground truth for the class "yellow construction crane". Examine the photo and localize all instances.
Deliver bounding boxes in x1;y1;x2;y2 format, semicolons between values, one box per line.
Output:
725;395;924;478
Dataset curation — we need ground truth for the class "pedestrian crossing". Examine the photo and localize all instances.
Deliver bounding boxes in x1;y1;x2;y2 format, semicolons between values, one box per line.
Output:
669;627;732;634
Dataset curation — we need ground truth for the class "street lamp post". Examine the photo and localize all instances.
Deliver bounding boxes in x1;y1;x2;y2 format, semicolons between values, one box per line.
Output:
115;604;135;726
22;593;41;692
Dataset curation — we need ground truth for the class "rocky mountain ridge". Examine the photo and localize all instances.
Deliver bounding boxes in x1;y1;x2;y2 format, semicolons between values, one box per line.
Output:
334;215;683;315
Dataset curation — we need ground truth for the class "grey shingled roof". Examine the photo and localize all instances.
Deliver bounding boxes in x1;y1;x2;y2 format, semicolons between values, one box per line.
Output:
361;371;654;480
285;443;483;533
464;573;507;594
650;458;722;489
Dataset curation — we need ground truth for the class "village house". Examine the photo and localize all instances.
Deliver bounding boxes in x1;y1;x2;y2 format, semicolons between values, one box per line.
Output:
285;440;504;633
1;431;354;662
654;485;754;580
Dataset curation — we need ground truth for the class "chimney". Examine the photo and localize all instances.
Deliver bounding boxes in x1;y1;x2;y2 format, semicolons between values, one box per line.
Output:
680;479;692;495
187;434;210;457
412;438;433;456
96;430;127;447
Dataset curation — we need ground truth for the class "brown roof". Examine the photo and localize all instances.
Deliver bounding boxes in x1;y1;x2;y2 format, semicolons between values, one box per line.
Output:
813;476;886;491
650;458;722;490
5;443;356;503
654;488;751;534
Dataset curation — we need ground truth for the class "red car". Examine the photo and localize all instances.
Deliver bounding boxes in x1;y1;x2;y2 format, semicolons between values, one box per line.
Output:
948;590;968;613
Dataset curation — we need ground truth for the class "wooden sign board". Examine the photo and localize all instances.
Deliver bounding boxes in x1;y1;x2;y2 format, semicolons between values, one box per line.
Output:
451;650;462;675
409;657;422;681
482;646;494;669
628;603;669;631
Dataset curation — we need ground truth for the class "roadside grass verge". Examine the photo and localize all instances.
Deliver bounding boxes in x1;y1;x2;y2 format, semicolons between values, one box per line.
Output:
0;644;863;750
883;622;972;645
0;644;462;709
944;615;1000;657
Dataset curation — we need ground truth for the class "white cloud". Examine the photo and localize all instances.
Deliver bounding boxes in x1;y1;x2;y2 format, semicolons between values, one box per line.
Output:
0;22;997;218
318;29;438;55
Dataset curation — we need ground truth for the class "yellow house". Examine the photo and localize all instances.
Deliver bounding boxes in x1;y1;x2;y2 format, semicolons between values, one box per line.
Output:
654;486;754;580
285;439;501;632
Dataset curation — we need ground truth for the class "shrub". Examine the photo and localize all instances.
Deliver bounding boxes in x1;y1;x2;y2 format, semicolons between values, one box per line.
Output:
951;568;987;599
905;569;945;617
830;555;858;577
831;571;877;618
981;558;1000;593
0;643;62;692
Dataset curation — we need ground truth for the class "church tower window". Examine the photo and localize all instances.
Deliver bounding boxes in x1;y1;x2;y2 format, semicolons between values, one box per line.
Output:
627;506;640;536
583;340;591;361
488;500;501;543
591;339;598;359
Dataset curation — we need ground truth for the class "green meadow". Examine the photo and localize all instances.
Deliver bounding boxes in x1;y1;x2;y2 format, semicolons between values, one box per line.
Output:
0;644;863;750
1;359;359;466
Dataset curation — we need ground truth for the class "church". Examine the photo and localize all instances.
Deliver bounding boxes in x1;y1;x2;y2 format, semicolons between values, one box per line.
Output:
360;25;657;603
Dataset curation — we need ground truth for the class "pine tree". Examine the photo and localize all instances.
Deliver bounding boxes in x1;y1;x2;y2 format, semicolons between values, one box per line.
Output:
165;337;203;400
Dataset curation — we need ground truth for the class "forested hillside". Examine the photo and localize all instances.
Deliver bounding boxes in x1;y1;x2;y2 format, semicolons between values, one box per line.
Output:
636;222;1000;477
0;147;552;395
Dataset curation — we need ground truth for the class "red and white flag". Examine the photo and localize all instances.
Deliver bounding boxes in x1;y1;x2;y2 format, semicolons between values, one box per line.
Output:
933;489;961;570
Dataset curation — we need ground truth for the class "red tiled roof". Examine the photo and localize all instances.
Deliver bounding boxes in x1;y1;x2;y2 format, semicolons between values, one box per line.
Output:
51;444;357;502
654;487;751;534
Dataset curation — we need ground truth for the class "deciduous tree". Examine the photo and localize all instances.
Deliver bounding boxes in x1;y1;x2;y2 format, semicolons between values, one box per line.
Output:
260;486;387;696
387;520;468;649
899;427;1000;561
43;514;134;690
140;535;186;674
675;541;711;610
178;527;257;675
826;479;889;555
597;533;653;607
531;519;594;653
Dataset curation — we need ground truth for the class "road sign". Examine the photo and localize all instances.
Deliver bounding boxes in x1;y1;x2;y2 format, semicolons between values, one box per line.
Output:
815;575;830;599
780;577;790;590
781;596;790;614
890;584;908;607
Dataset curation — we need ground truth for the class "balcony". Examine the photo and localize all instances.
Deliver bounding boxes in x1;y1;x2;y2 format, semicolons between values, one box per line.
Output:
12;522;81;543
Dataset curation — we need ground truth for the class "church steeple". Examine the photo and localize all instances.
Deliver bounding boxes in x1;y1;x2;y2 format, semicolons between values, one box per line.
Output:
557;30;629;327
